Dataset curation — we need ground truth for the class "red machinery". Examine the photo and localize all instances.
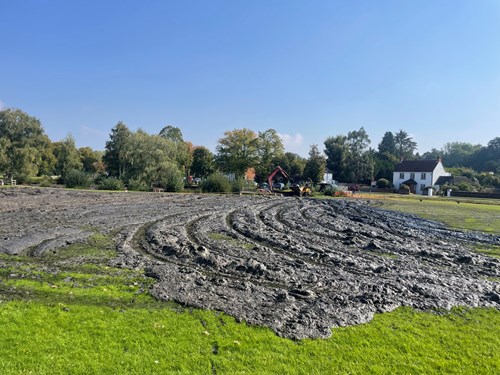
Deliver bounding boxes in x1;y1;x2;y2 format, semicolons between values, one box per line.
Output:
267;166;290;191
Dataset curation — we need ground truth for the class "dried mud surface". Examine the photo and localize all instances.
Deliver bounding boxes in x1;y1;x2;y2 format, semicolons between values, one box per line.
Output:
1;187;499;339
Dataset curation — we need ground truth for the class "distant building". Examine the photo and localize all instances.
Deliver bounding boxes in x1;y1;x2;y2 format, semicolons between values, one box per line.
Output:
393;157;451;195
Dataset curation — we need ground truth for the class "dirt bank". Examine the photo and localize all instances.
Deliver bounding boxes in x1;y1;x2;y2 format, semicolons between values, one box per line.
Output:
1;187;499;339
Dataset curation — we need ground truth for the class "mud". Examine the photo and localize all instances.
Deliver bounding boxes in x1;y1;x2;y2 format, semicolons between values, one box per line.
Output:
1;187;499;339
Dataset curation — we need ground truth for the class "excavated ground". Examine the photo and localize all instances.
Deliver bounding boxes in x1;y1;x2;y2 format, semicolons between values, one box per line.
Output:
0;187;499;339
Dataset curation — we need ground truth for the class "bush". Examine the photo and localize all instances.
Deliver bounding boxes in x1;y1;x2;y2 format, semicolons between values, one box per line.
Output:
127;179;149;192
64;169;90;188
201;172;232;193
376;178;391;188
231;178;246;193
97;178;125;191
39;176;54;187
161;167;184;192
399;183;410;191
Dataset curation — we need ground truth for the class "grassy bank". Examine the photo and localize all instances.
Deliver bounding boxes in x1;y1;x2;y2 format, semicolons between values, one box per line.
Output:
0;199;499;374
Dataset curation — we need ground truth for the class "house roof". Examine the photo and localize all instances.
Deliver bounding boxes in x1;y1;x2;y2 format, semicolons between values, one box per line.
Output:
402;178;418;186
394;159;439;172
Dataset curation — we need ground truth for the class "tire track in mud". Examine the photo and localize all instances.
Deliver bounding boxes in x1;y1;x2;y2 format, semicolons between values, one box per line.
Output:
1;188;499;339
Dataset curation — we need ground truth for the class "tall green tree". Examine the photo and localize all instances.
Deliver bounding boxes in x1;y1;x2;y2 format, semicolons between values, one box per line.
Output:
271;152;306;179
52;136;83;177
303;144;326;184
103;122;132;179
374;131;398;180
324;135;348;181
216;128;258;176
255;129;285;179
345;127;372;183
0;108;52;180
122;130;181;190
159;126;193;181
394;130;417;159
191;146;215;178
377;132;396;158
159;125;184;143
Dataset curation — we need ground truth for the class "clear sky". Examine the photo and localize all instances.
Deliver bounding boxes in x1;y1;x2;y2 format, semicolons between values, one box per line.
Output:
1;0;499;156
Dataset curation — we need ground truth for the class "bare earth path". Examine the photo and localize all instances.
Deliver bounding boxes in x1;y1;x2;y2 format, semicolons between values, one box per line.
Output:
1;187;499;339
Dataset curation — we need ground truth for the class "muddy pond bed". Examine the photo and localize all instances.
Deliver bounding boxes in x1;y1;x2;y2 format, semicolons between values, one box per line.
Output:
1;187;498;339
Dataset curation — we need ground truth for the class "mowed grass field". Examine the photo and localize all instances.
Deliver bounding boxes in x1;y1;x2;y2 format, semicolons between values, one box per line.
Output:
0;196;499;374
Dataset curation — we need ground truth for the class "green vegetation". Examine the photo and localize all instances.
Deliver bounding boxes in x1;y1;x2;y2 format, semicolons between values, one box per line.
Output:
97;177;125;191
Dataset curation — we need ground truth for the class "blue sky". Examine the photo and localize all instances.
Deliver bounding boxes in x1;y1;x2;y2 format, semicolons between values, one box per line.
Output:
1;0;499;156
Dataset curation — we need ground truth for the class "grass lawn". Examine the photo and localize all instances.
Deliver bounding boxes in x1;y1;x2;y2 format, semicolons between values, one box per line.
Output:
0;199;499;374
368;196;500;258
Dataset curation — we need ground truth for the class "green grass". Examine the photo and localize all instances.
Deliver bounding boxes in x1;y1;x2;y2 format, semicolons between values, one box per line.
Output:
0;204;499;374
1;251;499;374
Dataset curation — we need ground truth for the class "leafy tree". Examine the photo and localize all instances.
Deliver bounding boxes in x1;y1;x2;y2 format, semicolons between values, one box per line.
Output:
216;128;258;177
159;125;184;143
159;125;193;180
346;127;372;182
79;147;103;173
421;148;441;160
394;130;417;159
191;146;215;178
324;135;348;181
303;144;326;184
121;130;179;187
0;108;52;179
255;129;285;179
103;122;132;179
270;152;306;180
377;131;396;157
433;142;480;168
471;137;500;173
52;136;83;177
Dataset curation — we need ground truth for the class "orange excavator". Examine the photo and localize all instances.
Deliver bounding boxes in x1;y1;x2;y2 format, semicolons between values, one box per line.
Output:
267;166;289;192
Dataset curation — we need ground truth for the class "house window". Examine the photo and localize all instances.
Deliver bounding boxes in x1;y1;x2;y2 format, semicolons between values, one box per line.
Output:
399;173;404;179
421;173;426;180
410;173;415;179
420;184;425;191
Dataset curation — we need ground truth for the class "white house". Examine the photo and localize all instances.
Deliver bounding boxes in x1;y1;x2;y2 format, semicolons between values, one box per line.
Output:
393;157;451;195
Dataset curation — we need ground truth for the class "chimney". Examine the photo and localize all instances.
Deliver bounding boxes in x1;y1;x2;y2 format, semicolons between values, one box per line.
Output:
437;156;442;163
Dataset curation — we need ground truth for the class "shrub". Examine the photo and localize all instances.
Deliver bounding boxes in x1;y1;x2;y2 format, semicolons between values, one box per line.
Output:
161;167;184;192
201;172;231;193
127;179;149;192
376;178;390;188
231;178;246;193
39;176;54;187
97;178;125;191
399;183;410;191
64;169;90;188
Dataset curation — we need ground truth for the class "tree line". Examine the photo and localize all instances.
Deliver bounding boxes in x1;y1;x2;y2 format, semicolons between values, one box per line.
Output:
1;108;499;190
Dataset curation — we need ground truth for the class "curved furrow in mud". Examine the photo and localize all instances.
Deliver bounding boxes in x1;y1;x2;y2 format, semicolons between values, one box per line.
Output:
1;188;499;339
